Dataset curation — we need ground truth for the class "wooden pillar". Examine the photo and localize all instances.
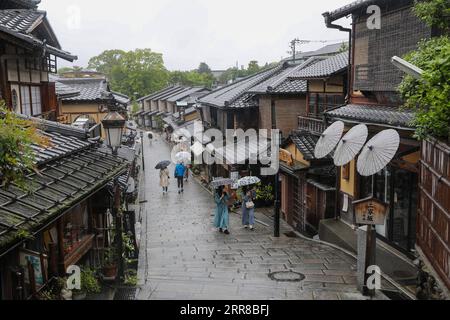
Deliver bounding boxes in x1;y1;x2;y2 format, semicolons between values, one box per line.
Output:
57;219;66;276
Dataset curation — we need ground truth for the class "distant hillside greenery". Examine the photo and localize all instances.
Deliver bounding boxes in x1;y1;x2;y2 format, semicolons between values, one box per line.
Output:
82;49;277;99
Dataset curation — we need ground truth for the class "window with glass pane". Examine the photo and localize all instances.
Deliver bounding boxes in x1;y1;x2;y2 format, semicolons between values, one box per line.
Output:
317;94;326;115
20;86;31;116
31;86;42;116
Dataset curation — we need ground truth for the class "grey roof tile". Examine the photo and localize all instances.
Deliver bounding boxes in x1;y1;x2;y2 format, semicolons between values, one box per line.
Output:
166;87;207;103
290;52;349;79
324;0;376;21
326;104;415;127
291;133;320;161
0;9;44;33
199;66;282;108
56;78;110;102
0;9;76;61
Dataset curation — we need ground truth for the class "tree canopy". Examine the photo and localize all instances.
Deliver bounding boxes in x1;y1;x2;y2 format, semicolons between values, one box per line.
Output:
399;0;450;141
88;49;169;99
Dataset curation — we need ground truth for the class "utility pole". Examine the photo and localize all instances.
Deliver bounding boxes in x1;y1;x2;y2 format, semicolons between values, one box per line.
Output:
271;99;281;237
140;131;145;172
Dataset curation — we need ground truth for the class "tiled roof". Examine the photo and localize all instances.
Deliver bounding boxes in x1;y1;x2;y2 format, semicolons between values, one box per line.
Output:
283;42;347;62
49;74;80;98
290;52;349;79
326;104;415;128
112;91;130;105
57;78;110;102
199;66;282;108
291;133;321;161
323;0;377;21
31;131;90;165
0;148;127;255
17;114;88;139
0;9;76;61
1;0;41;9
151;86;187;101
228;93;258;109
166;87;207;103
0;9;44;33
250;58;322;94
137;86;174;102
159;87;192;102
271;79;307;93
250;65;298;94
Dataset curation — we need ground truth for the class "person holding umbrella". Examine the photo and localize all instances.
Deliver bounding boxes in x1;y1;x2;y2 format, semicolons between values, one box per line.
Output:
214;186;230;235
159;167;170;194
155;160;171;194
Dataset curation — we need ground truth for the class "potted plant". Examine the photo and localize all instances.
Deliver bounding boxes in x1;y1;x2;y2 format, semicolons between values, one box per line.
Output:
102;247;118;279
72;268;101;300
255;184;275;207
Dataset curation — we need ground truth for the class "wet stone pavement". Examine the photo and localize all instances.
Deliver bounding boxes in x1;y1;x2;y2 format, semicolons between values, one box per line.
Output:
136;132;371;300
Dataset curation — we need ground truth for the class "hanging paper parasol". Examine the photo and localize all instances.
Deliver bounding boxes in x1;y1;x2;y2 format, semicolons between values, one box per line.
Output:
236;176;261;187
210;177;235;189
333;124;368;166
357;129;400;177
155;160;171;169
314;121;345;159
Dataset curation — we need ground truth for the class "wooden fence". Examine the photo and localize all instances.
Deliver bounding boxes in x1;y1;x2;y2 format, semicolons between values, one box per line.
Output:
417;138;450;290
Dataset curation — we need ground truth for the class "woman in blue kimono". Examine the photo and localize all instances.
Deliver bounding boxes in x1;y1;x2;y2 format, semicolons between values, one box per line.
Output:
214;186;230;234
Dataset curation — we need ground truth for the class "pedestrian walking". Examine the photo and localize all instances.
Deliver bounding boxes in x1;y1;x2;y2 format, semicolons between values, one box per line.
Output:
214;186;230;234
159;167;170;194
184;164;190;181
241;186;256;230
174;162;186;194
148;132;153;145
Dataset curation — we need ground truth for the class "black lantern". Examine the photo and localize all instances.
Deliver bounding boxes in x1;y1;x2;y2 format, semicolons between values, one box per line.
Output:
102;111;126;154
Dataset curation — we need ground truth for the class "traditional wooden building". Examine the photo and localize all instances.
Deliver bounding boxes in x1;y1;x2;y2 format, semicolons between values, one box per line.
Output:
0;1;77;120
319;0;432;293
53;75;129;136
0;117;129;300
198;67;281;179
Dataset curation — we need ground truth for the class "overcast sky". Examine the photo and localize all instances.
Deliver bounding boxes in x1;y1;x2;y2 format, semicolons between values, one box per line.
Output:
40;0;352;71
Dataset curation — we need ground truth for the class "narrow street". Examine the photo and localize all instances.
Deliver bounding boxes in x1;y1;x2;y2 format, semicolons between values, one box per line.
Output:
136;133;369;300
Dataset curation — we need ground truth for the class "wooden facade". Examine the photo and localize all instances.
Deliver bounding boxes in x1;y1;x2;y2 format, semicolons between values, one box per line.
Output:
417;139;450;290
259;95;307;138
0;41;58;119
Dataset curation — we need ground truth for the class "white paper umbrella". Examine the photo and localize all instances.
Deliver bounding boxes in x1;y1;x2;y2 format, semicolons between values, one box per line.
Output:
357;129;400;177
314;121;345;159
333;124;368;166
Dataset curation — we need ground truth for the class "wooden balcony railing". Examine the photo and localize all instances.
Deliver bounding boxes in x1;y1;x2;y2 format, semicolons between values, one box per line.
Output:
298;116;326;135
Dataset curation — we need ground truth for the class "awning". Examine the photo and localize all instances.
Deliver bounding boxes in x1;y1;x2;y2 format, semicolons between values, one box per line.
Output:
307;179;335;192
214;137;271;164
326;104;415;129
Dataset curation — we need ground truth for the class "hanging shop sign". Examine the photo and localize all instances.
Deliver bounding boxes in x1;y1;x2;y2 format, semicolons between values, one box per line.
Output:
353;197;388;225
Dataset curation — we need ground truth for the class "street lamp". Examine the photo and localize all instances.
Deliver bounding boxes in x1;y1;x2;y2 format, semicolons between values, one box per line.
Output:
101;111;126;283
102;111;126;155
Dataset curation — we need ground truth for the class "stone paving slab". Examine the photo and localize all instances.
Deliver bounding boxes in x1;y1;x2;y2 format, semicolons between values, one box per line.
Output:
136;134;375;300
